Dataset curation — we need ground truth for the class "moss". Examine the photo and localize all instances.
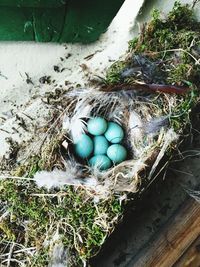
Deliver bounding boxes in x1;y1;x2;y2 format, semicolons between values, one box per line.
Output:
0;176;122;266
12;134;64;178
129;1;200;54
12;155;41;177
0;220;16;241
170;88;199;131
167;1;196;30
31;250;49;267
105;60;127;84
1;135;122;266
167;63;193;85
128;1;200;132
39;134;64;171
107;3;200;87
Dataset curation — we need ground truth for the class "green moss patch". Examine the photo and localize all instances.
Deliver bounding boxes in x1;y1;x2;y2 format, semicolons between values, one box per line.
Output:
0;173;122;266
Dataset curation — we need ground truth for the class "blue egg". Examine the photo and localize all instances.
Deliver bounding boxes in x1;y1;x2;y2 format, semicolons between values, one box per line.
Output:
87;117;107;136
74;134;93;159
93;136;109;155
104;122;124;143
107;144;127;164
89;155;112;170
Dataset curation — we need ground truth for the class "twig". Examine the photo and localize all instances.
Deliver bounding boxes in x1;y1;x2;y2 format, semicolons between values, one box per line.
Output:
0;128;12;134
171;150;200;162
2;258;24;266
0;247;36;259
192;0;200;8
104;82;190;94
22;113;34;121
0;175;34;180
168;167;194;177
7;243;15;267
146;48;200;65
0;211;9;221
22;108;66;162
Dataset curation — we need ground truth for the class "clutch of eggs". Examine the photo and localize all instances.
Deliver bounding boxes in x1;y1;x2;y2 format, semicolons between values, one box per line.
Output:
74;117;127;170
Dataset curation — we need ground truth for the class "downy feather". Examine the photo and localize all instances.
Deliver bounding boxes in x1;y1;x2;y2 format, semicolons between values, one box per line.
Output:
63;99;92;143
34;161;97;190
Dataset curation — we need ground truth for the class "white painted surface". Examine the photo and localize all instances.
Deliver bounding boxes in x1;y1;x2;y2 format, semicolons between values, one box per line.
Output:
0;0;145;158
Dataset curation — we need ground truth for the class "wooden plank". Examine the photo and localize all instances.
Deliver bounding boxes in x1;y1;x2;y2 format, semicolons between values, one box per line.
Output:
129;198;200;267
174;235;200;267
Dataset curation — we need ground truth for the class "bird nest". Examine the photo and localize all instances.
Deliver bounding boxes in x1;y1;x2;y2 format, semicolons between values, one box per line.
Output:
34;87;178;199
1;2;200;266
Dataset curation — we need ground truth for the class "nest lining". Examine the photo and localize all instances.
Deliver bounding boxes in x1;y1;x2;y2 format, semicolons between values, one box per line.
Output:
33;88;179;197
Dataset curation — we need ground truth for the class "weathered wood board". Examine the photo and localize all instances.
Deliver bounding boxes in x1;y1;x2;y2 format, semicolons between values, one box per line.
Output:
129;199;200;267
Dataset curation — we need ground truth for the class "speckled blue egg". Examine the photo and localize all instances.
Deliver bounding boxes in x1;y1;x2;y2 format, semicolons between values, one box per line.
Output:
107;144;127;164
74;134;93;159
87;117;107;136
93;136;109;155
104;122;124;143
89;155;112;170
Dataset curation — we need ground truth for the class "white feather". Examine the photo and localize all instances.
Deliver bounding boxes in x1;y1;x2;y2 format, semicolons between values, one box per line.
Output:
47;231;68;267
62;114;70;131
185;188;200;203
129;111;144;156
144;116;169;135
49;244;67;267
34;162;98;190
148;129;178;180
63;99;92;143
129;111;143;140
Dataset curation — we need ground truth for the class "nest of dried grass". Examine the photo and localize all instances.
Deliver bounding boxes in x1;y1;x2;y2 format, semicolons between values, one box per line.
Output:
41;89;177;195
